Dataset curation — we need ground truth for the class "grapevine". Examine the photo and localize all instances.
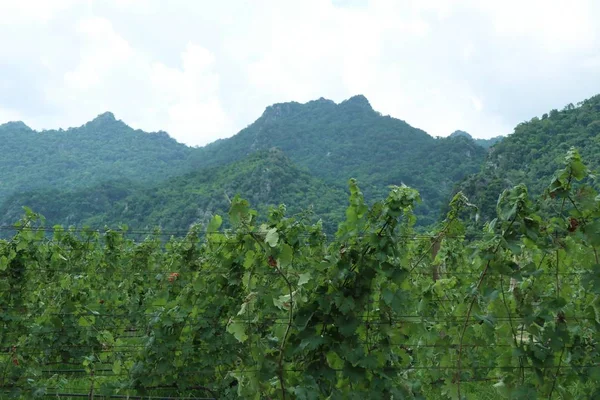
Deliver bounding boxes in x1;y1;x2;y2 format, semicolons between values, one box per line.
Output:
0;148;599;398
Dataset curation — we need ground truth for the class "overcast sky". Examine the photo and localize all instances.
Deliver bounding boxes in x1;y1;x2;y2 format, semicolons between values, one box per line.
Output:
1;0;599;146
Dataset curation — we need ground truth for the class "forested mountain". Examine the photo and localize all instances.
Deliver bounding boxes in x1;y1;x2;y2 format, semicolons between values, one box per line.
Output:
457;95;600;220
449;130;503;149
0;112;195;204
3;93;599;231
0;150;347;232
195;95;488;224
0;95;488;228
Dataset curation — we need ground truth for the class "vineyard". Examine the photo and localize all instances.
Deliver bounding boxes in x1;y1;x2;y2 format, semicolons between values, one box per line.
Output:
1;148;600;399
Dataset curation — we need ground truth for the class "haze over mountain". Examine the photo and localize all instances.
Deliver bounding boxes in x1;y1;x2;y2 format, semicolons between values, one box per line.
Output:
0;95;491;229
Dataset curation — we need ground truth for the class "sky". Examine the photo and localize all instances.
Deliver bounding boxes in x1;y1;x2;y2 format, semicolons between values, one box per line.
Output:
1;0;599;146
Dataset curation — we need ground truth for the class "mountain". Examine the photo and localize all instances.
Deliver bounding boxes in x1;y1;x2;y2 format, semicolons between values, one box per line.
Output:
457;95;600;220
0;112;195;204
194;95;488;225
0;150;347;232
449;130;504;149
0;95;489;229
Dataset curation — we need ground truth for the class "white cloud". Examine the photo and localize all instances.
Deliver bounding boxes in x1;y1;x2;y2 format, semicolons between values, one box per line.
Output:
0;0;599;143
149;43;231;145
581;55;600;69
0;107;23;123
64;17;134;90
462;43;474;62
0;0;77;23
34;17;229;146
476;0;596;52
471;96;483;112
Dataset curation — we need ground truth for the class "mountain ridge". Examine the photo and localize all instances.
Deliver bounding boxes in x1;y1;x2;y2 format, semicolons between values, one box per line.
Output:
1;96;497;145
0;121;32;131
0;94;540;230
191;95;487;224
0;94;491;227
0;110;195;203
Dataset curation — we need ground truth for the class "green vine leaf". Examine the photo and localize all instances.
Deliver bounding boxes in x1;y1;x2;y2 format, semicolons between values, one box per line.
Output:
265;228;279;247
226;319;248;343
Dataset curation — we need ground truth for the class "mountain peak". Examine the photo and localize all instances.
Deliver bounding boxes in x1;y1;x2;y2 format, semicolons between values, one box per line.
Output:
260;101;303;122
260;95;374;122
0;121;32;131
310;97;336;106
340;94;373;110
449;130;473;139
85;111;130;132
92;111;117;122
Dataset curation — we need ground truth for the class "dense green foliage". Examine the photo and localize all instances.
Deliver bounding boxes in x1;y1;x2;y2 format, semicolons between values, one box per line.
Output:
196;96;488;224
0;113;195;204
1;149;600;399
0;150;347;233
0;95;489;229
458;96;600;220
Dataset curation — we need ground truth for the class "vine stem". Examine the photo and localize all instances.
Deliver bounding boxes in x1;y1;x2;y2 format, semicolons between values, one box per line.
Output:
556;249;560;298
366;296;371;354
549;345;566;399
342;215;393;288
559;170;573;217
408;216;456;274
249;231;293;400
89;368;95;400
515;252;547;384
456;258;491;399
554;170;571;302
546;169;570;398
500;276;523;376
274;259;294;400
456;216;517;398
1;349;12;388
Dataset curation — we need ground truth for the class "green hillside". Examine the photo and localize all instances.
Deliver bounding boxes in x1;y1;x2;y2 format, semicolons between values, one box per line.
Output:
457;95;600;220
195;95;488;224
5;93;599;231
0;95;488;228
0;150;347;232
0;112;195;203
